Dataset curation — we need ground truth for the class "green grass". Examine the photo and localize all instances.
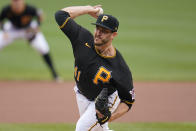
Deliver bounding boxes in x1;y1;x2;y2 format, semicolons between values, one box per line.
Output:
0;123;196;131
0;0;196;81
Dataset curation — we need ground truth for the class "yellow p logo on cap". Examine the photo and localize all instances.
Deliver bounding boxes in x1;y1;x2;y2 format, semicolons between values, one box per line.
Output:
101;16;108;22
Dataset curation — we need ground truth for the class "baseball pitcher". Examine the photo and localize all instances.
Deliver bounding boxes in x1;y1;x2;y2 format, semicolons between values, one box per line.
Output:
55;5;135;131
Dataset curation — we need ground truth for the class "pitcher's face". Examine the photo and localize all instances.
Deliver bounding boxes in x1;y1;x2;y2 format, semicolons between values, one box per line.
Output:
94;26;113;46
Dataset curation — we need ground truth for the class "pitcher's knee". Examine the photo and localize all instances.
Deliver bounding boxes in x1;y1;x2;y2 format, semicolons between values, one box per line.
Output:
75;121;87;131
76;121;98;131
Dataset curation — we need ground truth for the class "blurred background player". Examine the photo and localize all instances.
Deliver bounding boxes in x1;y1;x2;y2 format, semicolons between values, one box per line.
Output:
0;0;60;81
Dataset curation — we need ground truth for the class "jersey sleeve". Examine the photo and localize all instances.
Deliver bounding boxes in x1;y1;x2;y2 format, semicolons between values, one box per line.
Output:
27;5;41;25
55;10;83;47
0;9;5;22
112;61;135;110
0;6;8;30
115;72;135;110
34;9;42;25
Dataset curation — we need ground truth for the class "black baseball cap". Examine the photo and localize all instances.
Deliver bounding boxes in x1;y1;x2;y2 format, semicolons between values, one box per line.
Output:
92;14;119;32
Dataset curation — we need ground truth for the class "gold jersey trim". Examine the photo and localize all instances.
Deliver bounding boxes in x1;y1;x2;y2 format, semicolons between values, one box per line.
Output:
59;17;71;29
123;100;134;105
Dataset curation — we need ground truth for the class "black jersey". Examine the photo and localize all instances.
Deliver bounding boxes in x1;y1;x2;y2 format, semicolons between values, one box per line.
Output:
0;4;40;29
55;11;135;108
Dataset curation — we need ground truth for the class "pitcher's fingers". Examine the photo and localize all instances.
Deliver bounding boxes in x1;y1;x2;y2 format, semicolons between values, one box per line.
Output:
93;5;102;9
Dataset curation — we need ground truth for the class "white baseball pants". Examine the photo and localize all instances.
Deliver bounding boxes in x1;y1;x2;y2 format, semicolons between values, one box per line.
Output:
74;86;120;131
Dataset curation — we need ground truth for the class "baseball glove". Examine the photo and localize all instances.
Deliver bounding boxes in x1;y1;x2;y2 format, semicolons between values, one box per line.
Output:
95;88;111;125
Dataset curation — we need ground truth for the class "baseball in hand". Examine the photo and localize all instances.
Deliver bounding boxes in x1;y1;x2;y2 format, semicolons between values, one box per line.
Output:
96;7;104;16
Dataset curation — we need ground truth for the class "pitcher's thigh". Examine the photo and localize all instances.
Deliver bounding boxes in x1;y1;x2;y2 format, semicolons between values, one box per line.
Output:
76;102;100;131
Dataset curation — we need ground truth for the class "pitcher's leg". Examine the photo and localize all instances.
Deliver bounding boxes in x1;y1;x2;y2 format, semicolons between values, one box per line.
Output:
75;102;99;131
75;91;120;131
74;86;90;116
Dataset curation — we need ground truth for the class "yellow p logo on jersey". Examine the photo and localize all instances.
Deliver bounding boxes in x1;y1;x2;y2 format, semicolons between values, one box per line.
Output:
101;16;108;22
93;66;111;85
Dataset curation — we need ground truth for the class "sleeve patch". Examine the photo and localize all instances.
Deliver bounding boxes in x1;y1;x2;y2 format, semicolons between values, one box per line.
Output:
130;88;135;100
